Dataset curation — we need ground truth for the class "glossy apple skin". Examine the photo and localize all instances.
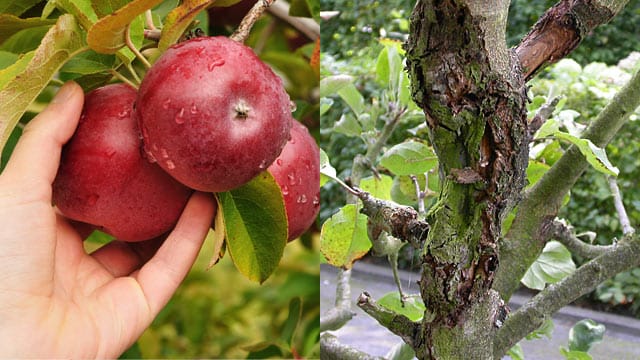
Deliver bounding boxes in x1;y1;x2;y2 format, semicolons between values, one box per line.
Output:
53;84;193;242
268;120;320;240
136;36;292;192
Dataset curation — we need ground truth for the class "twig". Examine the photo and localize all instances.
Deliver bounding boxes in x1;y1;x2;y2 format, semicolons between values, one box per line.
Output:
267;0;320;40
608;176;635;236
125;22;151;69
109;69;138;89
551;219;615;259
230;0;275;43
410;174;425;215
320;268;356;332
528;96;560;137
320;333;385;360
144;29;162;41
145;10;156;30
356;292;420;347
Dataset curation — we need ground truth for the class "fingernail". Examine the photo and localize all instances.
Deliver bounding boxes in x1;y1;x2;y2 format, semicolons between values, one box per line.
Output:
51;82;76;104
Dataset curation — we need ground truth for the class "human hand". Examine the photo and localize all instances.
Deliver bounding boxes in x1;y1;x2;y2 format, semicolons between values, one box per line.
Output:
0;82;216;358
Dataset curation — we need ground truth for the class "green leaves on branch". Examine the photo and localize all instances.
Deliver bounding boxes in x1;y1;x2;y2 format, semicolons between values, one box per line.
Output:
379;141;438;176
0;14;84;152
217;172;288;283
560;319;605;360
320;204;371;269
320;148;338;187
521;241;576;290
377;292;425;322
535;119;619;177
158;0;215;52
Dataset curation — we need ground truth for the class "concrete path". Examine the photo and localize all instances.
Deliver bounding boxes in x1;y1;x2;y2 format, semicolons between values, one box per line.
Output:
321;262;640;359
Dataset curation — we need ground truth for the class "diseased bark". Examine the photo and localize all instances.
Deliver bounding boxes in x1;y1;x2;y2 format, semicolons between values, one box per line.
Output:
405;0;526;357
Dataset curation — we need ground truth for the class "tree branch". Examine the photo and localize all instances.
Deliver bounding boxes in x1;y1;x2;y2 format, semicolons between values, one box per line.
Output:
495;62;640;299
267;0;320;40
320;333;386;360
320;268;356;332
356;291;421;348
608;176;635;236
551;219;615;259
494;233;640;357
515;0;629;80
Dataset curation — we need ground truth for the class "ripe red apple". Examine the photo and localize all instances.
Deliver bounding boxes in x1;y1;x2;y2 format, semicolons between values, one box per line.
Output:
53;83;193;242
268;120;320;240
136;36;292;192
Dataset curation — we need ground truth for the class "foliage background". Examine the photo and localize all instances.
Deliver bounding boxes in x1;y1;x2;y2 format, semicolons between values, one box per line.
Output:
320;0;640;316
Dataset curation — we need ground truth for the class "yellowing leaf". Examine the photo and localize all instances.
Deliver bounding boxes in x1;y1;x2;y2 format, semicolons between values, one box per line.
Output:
0;14;85;152
86;0;163;54
207;195;227;269
158;0;216;51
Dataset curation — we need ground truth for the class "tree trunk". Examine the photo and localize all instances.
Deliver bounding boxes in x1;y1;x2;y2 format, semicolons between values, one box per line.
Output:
405;0;528;357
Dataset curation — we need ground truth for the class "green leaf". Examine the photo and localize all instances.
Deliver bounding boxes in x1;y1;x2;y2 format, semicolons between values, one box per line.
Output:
320;74;353;97
521;241;576;290
244;343;285;359
92;0;129;17
53;0;99;31
280;298;302;345
559;349;592;360
568;319;605;353
87;0;162;54
320;204;371;269
525;318;554;340
0;14;85;152
0;0;42;16
380;141;438;176
377;292;426;322
360;175;393;201
319;97;333;116
320;148;338;187
506;344;524;360
0;15;56;44
0;51;34;89
390;173;438;206
535;118;560;139
207;198;226;269
376;46;390;86
0;25;51;54
59;51;114;75
554;131;619;176
337;82;365;116
526;160;550;189
333;113;362;137
218;171;288;283
0;51;18;70
158;0;214;51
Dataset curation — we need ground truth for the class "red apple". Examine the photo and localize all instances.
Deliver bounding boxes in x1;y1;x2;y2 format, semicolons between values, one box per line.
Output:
53;83;193;242
268;120;320;240
136;36;292;192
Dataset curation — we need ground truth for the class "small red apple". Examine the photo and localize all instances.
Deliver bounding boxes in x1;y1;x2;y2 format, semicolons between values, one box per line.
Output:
53;83;193;242
268;120;320;240
136;36;292;192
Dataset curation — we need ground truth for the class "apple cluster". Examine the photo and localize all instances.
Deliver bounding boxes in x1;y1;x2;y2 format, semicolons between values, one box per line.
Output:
53;36;320;242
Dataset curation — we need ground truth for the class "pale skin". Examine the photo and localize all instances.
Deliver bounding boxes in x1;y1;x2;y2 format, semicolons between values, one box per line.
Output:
0;82;216;358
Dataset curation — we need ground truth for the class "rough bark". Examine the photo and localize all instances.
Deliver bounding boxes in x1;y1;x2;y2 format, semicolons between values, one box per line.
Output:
405;0;527;357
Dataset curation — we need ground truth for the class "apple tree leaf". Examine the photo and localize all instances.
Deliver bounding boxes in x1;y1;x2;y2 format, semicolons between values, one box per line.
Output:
158;0;215;52
380;141;438;176
207;196;227;269
554;131;619;176
0;0;42;16
377;292;426;322
0;14;85;152
0;14;56;44
320;148;338;187
521;241;576;290
320;204;371;269
218;171;288;283
52;0;99;31
320;74;353;98
0;51;35;89
360;175;393;201
568;319;605;353
86;0;161;55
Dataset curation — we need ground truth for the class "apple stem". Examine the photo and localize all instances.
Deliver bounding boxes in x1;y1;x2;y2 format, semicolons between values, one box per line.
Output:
230;0;276;44
109;69;139;90
126;22;152;69
145;10;157;31
125;63;142;84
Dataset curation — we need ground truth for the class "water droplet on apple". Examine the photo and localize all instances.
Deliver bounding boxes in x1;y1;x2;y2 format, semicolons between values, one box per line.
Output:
287;173;296;185
87;194;99;206
290;101;297;112
297;194;307;204
144;149;157;163
162;99;171;109
196;46;205;55
152;143;159;152
282;185;289;195
276;159;283;166
106;149;116;158
117;109;130;118
190;104;198;114
175;108;185;124
166;160;176;170
258;159;268;169
160;148;169;159
313;195;320;206
207;57;225;71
